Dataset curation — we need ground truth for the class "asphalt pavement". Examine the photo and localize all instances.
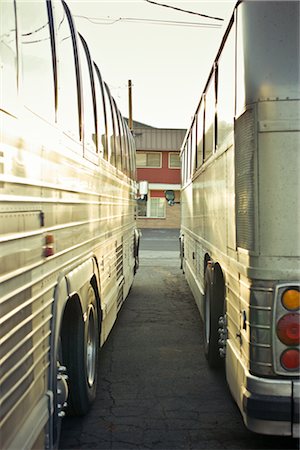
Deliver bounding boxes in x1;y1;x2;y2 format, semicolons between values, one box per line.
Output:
59;229;297;450
138;228;180;266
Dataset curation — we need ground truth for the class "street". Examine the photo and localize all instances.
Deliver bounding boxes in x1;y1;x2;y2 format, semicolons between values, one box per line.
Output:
59;229;297;450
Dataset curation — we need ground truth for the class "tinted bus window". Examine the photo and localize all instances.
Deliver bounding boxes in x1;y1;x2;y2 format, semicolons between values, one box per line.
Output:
182;146;187;185
196;101;204;168
0;0;18;111
128;131;135;180
204;75;215;160
124;123;132;178
17;0;55;121
103;83;116;167
192;120;197;175
111;99;122;171
78;36;97;153
54;1;80;140
217;27;235;148
120;117;129;176
94;63;107;159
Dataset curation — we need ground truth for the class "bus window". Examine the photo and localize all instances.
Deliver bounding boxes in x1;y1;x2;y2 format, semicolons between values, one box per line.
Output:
187;133;192;181
180;148;185;186
104;83;116;167
183;145;188;185
125;122;133;178
119;115;128;176
111;98;122;171
123;118;130;176
17;0;55;122
54;1;80;141
128;130;136;180
185;144;189;184
191;119;197;175
78;35;97;156
204;75;215;160
94;63;107;159
196;100;204;168
217;26;235;149
0;0;18;112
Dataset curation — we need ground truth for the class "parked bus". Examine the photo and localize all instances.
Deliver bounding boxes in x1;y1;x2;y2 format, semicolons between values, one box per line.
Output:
180;0;299;437
0;1;139;448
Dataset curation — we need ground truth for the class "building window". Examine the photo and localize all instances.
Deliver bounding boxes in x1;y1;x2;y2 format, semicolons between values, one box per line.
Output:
136;152;161;168
169;153;181;168
137;196;166;218
150;198;165;218
137;200;147;217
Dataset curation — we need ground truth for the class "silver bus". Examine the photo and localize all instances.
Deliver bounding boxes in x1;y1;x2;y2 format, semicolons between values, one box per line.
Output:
180;0;299;437
0;1;139;448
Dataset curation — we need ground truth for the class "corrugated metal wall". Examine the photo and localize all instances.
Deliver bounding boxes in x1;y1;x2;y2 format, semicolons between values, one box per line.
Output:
133;127;186;151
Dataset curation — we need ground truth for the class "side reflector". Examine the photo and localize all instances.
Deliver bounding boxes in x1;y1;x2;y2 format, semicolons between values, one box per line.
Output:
44;246;54;257
44;234;55;257
45;234;54;245
280;349;300;371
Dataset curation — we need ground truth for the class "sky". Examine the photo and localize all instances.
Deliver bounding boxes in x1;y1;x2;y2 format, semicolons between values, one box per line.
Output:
68;0;236;129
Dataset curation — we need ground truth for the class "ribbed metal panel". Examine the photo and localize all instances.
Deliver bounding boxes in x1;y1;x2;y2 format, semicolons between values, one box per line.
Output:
249;286;274;376
133;128;186;151
235;109;255;251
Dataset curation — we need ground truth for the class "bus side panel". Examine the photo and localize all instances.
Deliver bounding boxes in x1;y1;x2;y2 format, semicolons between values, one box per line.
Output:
257;100;300;261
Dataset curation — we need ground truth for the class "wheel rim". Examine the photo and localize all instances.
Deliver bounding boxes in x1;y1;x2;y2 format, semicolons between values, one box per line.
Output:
86;305;96;387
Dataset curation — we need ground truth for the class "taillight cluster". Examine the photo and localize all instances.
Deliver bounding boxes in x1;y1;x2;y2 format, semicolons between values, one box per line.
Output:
276;288;300;372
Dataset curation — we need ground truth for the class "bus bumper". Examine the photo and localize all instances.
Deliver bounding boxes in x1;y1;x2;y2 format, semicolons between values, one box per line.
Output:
241;374;299;437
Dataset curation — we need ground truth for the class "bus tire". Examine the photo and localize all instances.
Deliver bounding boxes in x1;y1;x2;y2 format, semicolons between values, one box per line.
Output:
203;263;224;369
62;285;99;416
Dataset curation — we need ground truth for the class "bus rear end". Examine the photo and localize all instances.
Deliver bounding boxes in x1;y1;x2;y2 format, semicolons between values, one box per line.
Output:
227;0;300;436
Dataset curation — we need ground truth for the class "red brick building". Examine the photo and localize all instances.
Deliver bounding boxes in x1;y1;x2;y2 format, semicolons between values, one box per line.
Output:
133;121;186;229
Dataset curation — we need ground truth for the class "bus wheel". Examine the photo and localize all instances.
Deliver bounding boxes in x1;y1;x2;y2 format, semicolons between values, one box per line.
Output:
203;263;224;368
62;286;99;416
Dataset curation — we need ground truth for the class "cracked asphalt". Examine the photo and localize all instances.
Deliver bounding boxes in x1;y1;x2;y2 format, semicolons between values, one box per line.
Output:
60;229;297;450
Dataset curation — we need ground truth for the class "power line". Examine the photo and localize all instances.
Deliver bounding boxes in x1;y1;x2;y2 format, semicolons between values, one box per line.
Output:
144;0;224;21
73;15;121;25
122;17;221;28
73;15;222;28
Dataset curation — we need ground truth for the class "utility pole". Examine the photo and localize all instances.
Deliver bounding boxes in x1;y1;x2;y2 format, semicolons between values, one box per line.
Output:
128;80;133;131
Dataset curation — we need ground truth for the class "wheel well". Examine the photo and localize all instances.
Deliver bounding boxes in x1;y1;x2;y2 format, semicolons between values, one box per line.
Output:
61;277;102;351
204;253;211;277
204;255;225;301
63;294;82;323
90;275;102;346
212;263;225;309
60;294;83;374
61;295;83;347
213;263;225;286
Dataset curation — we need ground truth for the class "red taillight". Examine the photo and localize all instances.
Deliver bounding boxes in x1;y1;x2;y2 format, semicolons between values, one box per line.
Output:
276;313;300;346
280;349;300;371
